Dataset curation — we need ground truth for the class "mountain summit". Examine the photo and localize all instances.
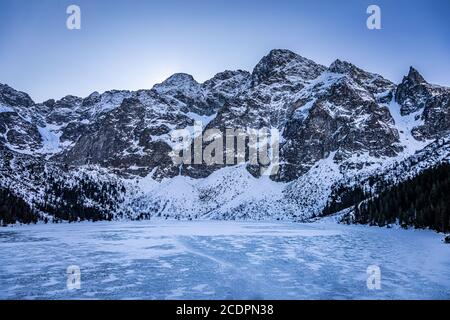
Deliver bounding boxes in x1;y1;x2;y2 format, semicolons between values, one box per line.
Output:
251;49;325;85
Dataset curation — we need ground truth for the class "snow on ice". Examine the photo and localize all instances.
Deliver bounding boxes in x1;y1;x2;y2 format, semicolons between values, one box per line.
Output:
0;220;449;300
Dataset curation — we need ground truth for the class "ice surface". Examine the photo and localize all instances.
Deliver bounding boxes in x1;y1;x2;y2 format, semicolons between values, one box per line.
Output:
0;221;449;300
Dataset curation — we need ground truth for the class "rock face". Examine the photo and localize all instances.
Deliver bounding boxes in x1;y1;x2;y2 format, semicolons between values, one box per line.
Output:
396;67;450;140
0;49;449;222
279;60;400;181
396;67;430;115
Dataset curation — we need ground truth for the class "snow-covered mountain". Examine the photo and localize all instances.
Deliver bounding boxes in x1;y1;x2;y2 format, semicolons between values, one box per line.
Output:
1;49;449;223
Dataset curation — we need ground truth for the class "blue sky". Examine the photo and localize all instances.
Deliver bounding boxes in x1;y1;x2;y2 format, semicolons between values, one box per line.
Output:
0;0;449;102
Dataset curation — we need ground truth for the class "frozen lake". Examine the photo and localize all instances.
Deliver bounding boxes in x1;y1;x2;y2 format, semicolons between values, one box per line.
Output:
0;220;449;300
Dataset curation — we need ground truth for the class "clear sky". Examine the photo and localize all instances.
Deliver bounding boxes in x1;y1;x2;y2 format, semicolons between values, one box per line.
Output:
0;0;449;102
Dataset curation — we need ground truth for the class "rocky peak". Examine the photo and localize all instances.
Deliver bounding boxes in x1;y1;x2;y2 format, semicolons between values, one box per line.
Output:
328;59;395;97
328;59;357;74
395;67;431;115
153;73;200;94
0;83;35;109
395;68;450;140
251;49;326;86
255;49;300;68
81;91;101;108
405;67;427;85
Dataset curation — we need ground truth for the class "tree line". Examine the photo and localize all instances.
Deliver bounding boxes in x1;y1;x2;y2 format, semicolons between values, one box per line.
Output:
353;163;450;232
0;188;38;225
322;163;450;233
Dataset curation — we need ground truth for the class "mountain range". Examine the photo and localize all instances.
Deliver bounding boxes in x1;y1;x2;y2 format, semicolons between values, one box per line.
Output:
1;49;449;224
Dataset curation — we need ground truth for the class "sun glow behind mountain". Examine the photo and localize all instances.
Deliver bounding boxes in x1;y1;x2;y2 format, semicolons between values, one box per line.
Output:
0;0;449;102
